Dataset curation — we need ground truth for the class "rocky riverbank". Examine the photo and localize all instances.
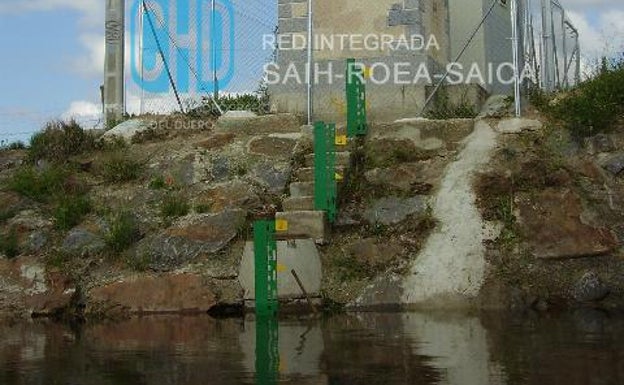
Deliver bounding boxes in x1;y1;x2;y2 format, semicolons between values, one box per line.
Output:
1;107;624;321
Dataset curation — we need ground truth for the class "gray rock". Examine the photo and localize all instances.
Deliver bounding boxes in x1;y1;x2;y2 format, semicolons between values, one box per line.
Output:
251;162;292;195
350;274;404;310
572;272;610;302
364;196;428;225
584;134;615;155
135;210;246;272
102;119;156;144
26;231;48;252
210;156;231;181
599;153;624;175
478;95;513;118
62;229;106;255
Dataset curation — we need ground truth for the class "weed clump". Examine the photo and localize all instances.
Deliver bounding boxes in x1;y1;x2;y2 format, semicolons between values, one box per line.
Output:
0;228;19;259
105;211;141;253
29;120;95;163
160;193;190;223
537;55;624;137
99;153;143;183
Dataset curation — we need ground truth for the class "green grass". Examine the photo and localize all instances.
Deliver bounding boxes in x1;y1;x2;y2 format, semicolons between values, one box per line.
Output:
160;193;190;223
99;153;143;183
105;211;141;253
0;228;19;259
148;176;167;190
53;195;91;231
542;55;624;137
7;166;69;203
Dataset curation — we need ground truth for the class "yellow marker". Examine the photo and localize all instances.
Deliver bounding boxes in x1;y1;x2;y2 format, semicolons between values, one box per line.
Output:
277;263;288;273
275;219;288;232
362;66;371;80
335;173;344;181
335;135;347;146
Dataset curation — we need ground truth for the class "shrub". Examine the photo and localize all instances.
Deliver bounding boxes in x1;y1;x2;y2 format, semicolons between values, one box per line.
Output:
425;90;477;119
7;166;68;203
0;141;26;151
105;211;141;253
99;153;143;183
194;203;211;214
0;228;19;259
160;193;189;221
29;120;95;163
550;55;624;137
148;176;167;190
53;195;91;230
186;90;270;118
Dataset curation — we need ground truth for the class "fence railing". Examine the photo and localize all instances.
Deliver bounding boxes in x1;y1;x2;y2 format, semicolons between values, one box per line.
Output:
119;0;580;123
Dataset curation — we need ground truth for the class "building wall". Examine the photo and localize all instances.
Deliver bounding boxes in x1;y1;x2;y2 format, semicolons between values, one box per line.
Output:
448;0;516;95
272;0;451;122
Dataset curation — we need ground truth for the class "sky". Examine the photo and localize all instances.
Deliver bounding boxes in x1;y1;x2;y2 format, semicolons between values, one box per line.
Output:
0;0;622;145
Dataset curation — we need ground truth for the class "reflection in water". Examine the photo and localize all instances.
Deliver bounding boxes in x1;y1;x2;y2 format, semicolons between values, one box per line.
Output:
1;311;623;384
255;317;279;385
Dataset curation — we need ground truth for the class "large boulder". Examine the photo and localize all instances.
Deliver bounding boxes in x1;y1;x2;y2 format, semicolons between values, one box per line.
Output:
571;271;610;302
364;196;429;226
195;180;261;213
88;273;218;314
249;161;292;195
135;210;246;271
0;257;75;317
62;228;106;256
517;188;619;259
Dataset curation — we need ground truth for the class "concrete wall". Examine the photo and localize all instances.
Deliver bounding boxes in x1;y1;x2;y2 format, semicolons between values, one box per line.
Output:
448;0;515;95
271;0;451;122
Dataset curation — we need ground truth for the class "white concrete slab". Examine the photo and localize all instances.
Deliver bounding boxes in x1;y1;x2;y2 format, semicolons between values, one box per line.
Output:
238;239;322;300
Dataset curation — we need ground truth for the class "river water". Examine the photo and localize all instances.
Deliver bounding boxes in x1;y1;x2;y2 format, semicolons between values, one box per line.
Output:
1;310;622;385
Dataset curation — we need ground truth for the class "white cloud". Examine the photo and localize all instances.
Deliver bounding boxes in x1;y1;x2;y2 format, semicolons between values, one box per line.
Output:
70;33;106;77
62;100;102;128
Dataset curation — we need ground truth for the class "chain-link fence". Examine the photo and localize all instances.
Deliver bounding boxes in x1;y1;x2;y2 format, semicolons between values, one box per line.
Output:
535;0;580;91
121;0;579;122
126;0;276;116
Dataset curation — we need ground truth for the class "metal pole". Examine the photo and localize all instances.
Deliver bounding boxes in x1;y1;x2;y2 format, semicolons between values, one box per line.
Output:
575;32;581;84
511;0;521;117
307;0;313;125
212;0;219;99
540;0;551;91
104;0;126;126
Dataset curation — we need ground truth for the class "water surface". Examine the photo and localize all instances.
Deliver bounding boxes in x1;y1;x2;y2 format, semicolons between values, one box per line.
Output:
1;310;622;385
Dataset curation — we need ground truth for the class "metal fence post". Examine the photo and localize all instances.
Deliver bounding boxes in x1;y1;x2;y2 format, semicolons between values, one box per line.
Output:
254;220;278;316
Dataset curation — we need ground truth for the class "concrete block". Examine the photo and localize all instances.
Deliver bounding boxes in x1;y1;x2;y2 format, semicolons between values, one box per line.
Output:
294;167;314;182
304;151;351;168
283;196;315;211
275;211;327;243
238;239;322;300
289;181;314;197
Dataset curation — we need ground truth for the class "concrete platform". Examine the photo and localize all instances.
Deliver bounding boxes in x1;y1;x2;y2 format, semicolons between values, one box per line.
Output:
282;196;315;211
238;239;322;300
289;181;314;197
275;211;327;243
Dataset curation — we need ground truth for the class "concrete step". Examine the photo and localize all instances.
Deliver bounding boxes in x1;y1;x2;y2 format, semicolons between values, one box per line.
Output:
282;196;315;211
275;210;327;244
289;181;314;197
294;166;346;182
304;151;351;168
